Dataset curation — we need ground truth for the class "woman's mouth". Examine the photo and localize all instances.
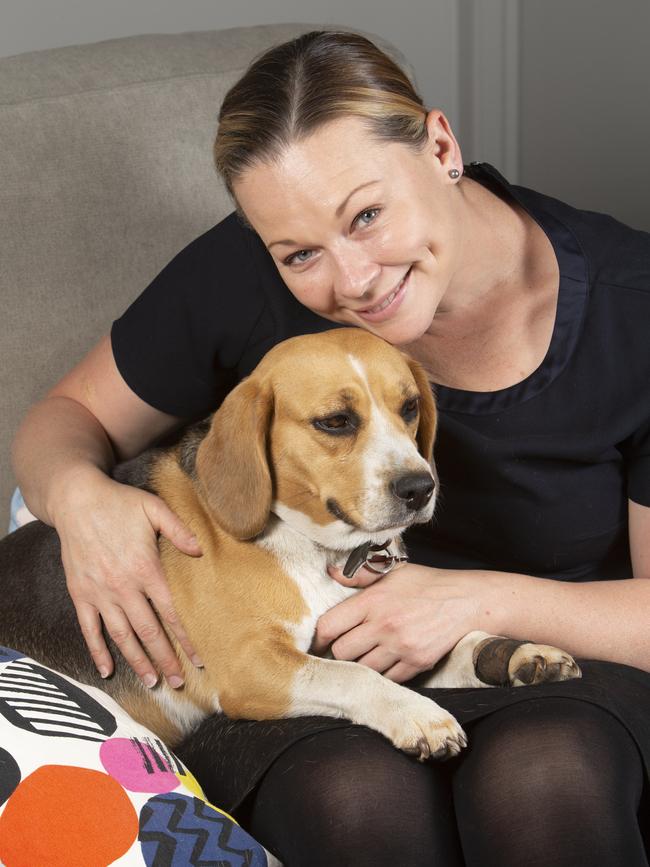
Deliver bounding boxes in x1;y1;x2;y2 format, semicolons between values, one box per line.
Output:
356;268;411;323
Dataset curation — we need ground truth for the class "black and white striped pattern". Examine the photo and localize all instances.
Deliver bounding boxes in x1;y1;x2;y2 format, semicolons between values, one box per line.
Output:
0;659;116;742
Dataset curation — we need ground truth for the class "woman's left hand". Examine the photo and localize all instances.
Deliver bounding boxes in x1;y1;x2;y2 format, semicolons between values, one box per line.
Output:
312;563;494;683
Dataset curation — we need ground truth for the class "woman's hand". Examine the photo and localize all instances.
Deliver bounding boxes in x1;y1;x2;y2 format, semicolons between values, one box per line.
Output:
313;563;491;683
52;467;203;688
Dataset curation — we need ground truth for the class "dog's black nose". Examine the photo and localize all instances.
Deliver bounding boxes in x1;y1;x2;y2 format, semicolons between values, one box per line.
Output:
390;473;435;511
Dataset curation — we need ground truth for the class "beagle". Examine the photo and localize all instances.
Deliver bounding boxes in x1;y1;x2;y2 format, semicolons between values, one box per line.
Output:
0;328;580;758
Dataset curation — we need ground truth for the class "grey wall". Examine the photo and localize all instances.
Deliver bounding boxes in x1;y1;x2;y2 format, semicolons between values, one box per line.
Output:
0;0;460;122
519;0;650;232
3;0;649;230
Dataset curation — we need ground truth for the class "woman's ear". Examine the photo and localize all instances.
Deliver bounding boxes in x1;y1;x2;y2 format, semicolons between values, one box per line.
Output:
424;108;463;178
404;356;437;464
195;376;274;539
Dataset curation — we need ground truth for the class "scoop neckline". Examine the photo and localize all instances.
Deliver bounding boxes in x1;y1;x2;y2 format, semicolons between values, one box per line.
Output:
431;162;589;416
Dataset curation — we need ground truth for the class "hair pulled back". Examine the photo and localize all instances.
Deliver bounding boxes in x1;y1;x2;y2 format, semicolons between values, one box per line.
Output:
214;30;428;196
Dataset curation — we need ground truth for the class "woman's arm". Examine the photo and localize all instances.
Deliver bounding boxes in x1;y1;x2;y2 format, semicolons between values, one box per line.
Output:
13;334;186;521
630;499;650;581
481;499;650;670
11;334;203;685
315;499;650;680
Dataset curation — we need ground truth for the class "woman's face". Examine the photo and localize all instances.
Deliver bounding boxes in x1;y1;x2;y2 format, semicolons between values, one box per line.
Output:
233;113;464;345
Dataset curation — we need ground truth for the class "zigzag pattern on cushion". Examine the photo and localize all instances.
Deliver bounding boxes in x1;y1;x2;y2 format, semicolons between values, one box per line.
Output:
139;792;268;866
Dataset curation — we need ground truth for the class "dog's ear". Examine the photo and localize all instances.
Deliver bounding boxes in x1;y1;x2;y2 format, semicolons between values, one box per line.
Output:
405;356;437;463
195;376;274;539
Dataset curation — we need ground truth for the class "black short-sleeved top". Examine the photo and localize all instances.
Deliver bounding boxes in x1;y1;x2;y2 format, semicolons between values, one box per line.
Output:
111;162;650;584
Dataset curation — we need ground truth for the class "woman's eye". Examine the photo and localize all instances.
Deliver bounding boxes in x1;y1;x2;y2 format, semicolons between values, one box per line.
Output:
285;249;313;266
401;397;419;422
354;208;380;228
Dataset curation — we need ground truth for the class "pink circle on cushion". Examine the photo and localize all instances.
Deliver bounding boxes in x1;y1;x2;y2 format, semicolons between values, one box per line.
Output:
100;738;180;794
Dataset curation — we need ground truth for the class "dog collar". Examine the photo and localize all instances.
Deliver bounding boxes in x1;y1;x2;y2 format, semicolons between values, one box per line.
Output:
342;540;408;580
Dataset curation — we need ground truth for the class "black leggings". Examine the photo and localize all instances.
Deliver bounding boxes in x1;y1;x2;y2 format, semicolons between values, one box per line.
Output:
234;698;648;867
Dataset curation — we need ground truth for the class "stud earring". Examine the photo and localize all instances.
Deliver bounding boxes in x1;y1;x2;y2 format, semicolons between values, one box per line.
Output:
448;168;460;179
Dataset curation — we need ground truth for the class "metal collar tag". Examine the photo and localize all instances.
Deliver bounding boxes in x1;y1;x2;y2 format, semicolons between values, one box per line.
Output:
342;540;408;580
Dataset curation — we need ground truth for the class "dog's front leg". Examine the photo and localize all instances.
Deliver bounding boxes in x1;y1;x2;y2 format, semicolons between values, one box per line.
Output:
289;655;467;760
418;631;581;689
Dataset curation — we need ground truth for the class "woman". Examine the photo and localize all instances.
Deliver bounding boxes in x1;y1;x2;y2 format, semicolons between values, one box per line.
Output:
11;30;650;866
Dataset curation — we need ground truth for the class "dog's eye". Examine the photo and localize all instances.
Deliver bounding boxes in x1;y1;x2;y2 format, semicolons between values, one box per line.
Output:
313;413;358;435
401;397;419;422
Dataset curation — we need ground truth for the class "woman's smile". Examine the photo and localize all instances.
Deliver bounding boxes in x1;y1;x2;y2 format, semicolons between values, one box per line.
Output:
353;267;412;323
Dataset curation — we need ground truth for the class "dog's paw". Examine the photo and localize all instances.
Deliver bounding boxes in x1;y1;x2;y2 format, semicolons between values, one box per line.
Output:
508;643;581;686
379;695;467;761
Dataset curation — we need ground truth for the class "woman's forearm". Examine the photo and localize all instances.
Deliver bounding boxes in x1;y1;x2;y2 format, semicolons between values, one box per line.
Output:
485;571;650;672
11;395;116;526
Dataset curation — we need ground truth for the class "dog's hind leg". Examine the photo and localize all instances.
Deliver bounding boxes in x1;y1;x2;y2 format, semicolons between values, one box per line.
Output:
418;631;581;689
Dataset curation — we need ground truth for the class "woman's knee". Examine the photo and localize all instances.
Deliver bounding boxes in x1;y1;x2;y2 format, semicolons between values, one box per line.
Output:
451;697;646;866
241;726;462;867
455;697;643;803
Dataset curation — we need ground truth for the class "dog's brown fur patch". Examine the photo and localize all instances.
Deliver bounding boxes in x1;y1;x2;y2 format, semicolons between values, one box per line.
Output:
119;689;184;746
151;453;311;723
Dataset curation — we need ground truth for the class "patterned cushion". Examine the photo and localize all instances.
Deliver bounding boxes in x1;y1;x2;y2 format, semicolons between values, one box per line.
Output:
0;646;279;866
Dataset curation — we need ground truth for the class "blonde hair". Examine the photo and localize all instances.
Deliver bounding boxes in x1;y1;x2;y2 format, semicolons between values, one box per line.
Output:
214;30;428;196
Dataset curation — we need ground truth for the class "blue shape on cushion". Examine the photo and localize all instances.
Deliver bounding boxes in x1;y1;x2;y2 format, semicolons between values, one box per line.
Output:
0;647;25;663
139;793;268;866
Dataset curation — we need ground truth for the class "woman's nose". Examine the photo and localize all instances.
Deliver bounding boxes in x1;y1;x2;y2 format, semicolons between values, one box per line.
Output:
332;245;381;300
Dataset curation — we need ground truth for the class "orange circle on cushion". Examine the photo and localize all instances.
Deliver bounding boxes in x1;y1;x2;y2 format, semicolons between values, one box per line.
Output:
0;764;138;867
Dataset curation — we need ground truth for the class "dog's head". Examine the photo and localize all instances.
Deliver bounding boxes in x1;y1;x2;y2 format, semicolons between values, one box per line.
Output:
194;328;437;548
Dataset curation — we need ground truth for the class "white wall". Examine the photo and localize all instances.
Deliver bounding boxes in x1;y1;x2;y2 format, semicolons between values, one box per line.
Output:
0;0;461;123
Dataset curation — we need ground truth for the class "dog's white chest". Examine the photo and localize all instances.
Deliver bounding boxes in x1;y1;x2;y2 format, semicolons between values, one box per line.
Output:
290;569;358;652
256;521;358;653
